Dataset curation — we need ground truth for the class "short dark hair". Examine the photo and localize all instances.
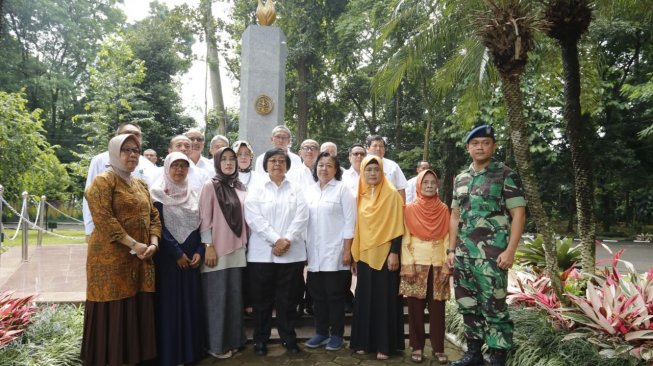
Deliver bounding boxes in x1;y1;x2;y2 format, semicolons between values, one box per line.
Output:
312;152;343;182
348;143;366;155
262;148;291;172
366;135;385;148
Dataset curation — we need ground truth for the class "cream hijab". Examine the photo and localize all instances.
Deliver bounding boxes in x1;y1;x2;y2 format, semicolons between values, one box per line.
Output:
150;152;200;244
108;134;139;184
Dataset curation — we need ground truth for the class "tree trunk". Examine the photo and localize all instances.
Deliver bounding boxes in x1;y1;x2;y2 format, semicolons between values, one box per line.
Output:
500;73;566;304
296;58;309;143
560;39;596;274
201;0;226;136
442;136;456;208
423;117;432;161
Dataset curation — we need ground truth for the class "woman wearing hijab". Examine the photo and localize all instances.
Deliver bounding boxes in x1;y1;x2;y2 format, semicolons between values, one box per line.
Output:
199;147;248;359
149;152;205;366
232;140;260;189
82;133;161;366
245;148;309;356
350;155;405;360
400;170;451;364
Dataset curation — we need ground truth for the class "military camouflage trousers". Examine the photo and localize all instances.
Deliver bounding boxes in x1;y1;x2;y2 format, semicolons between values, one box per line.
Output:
453;257;513;350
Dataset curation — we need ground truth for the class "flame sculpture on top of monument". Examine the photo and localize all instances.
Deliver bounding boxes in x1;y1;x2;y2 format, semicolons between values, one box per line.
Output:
256;0;276;26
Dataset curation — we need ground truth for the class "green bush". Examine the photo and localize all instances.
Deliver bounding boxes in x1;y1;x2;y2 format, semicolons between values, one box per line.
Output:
516;235;580;272
1;304;84;366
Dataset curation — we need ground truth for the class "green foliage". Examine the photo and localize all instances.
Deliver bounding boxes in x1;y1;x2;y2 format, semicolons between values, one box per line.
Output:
0;91;71;201
516;235;581;272
1;304;84;365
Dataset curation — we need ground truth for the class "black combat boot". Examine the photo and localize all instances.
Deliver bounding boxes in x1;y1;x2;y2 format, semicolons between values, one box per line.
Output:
448;339;484;366
489;349;507;366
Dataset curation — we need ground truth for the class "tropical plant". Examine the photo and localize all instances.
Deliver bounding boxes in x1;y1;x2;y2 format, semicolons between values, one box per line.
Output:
635;233;652;242
0;292;36;346
516;235;581;272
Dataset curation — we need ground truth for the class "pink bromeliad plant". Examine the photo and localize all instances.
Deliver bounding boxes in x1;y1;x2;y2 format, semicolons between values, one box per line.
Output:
508;246;653;361
0;291;37;346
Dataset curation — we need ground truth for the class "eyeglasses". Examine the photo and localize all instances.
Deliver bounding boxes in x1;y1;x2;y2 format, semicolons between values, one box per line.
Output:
301;145;318;151
272;134;290;141
351;152;366;157
121;147;141;155
170;162;189;170
268;159;287;165
188;136;204;142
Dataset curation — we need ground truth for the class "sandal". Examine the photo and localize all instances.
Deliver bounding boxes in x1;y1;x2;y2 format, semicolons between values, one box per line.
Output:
376;352;389;360
433;351;448;364
410;349;424;363
355;350;366;355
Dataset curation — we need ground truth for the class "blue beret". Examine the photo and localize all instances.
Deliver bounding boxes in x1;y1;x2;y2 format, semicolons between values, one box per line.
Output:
465;125;495;143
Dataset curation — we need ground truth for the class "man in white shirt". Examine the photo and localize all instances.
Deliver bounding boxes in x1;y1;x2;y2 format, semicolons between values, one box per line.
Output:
366;135;408;202
254;126;302;173
287;139;319;187
207;135;229;162
185;128;214;177
405;161;431;203
342;143;366;195
143;149;158;165
83;123;154;237
143;135;211;193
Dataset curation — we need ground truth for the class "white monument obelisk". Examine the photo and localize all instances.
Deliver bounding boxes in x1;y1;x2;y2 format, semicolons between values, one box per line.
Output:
239;0;287;158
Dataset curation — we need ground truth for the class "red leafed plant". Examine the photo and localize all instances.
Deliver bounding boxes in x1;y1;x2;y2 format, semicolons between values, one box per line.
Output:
0;291;37;346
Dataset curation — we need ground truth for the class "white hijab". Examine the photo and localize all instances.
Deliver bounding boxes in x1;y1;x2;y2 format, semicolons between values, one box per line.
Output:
149;152;200;244
108;134;139;184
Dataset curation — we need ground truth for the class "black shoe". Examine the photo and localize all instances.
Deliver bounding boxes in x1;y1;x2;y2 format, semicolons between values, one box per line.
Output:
283;342;301;354
448;339;484;366
489;349;507;366
254;342;267;356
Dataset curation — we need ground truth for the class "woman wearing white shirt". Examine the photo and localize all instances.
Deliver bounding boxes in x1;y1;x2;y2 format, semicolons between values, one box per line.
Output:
244;148;309;356
304;152;356;351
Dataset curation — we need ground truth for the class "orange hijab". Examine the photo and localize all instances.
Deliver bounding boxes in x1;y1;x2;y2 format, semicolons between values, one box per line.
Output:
352;155;404;269
404;170;449;241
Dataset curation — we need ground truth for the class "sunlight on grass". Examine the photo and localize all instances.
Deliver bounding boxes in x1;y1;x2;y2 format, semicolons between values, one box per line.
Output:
1;229;86;246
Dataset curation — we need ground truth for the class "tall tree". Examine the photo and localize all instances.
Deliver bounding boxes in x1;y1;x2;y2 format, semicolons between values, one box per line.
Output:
474;0;565;299
542;0;596;274
200;0;227;136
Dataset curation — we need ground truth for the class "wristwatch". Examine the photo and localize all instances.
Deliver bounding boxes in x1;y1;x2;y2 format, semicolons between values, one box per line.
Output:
446;248;455;255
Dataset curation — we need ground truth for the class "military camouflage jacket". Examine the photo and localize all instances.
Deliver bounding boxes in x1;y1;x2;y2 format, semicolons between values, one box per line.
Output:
451;161;526;260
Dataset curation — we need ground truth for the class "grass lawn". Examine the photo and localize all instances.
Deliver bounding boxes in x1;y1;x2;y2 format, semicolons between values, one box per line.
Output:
1;229;86;246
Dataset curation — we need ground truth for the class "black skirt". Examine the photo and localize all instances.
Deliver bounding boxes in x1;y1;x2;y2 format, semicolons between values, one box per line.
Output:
350;260;405;354
81;292;157;366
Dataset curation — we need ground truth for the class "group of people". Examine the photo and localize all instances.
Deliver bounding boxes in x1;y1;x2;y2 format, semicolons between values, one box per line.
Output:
80;122;526;366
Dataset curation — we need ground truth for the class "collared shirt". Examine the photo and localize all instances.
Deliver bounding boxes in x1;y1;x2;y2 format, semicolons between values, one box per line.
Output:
82;152;153;235
245;176;309;263
196;156;215;178
254;150;303;174
405;176;418;203
382;157;408;190
286;164;315;190
342;167;360;196
451;161;526;259
305;179;356;272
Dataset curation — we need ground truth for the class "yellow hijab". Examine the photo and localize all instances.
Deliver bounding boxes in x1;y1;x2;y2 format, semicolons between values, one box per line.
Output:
351;155;404;270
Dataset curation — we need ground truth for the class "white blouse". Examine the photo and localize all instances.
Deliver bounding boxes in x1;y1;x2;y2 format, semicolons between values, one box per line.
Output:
245;176;309;263
305;179;356;272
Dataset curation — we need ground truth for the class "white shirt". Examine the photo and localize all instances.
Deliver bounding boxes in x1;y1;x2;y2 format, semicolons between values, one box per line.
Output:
82;152;153;235
305;179;356;272
245;177;309;263
286;164;315;189
236;170;261;190
383;157;408;191
196;156;215;178
342;168;360;196
406;176;418;203
254;150;303;174
143;163;211;195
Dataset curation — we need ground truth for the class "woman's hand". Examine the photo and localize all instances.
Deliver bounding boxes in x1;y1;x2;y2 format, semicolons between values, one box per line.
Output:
387;253;399;272
438;269;451;287
134;242;148;258
204;245;217;267
351;261;357;276
342;248;352;266
190;253;202;269
272;238;290;256
176;254;191;269
402;272;416;283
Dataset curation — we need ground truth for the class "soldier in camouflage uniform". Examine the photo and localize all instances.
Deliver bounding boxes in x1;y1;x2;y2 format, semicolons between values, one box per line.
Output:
446;125;526;366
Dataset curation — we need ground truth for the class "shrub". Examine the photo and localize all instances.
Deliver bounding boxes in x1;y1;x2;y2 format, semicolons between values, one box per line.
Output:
0;292;36;346
516;235;580;272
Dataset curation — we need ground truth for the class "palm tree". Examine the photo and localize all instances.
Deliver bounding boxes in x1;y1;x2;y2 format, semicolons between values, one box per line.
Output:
375;0;566;300
541;0;596;274
474;0;565;301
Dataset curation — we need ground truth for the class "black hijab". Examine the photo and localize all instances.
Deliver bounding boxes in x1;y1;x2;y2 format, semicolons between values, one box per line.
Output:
212;147;245;236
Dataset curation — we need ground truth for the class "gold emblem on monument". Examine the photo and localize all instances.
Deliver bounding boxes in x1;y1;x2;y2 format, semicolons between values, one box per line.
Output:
255;95;274;115
256;0;276;26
